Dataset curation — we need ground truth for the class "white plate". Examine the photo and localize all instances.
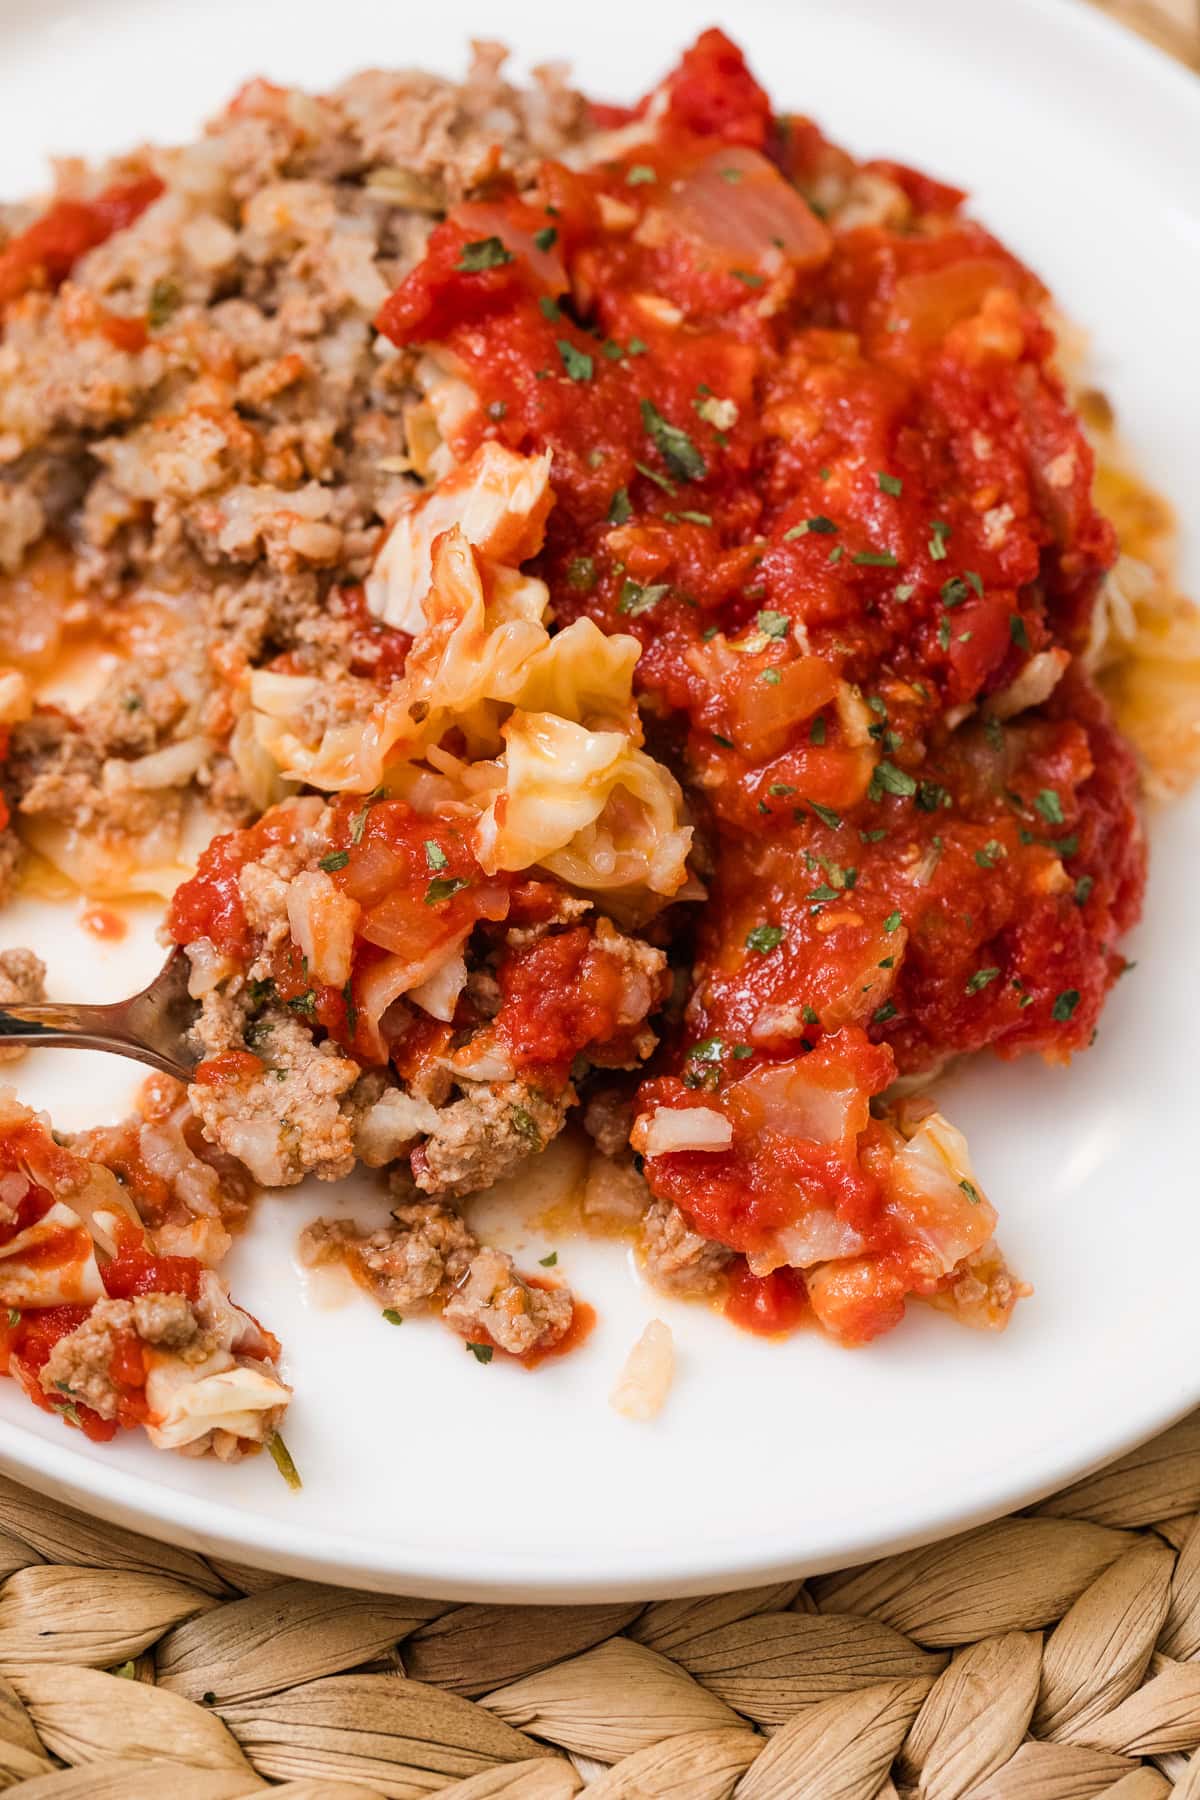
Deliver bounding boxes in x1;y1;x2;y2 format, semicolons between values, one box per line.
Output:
0;0;1197;1602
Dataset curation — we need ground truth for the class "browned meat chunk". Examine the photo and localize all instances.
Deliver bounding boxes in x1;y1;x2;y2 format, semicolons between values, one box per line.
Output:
442;1246;572;1356
641;1195;732;1299
301;1200;475;1313
40;1293;210;1420
188;1008;361;1186
582;1085;636;1158
410;1080;571;1200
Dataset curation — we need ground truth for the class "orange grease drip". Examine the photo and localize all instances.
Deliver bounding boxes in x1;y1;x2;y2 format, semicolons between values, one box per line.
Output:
79;905;127;942
724;1263;810;1337
194;1050;265;1086
521;1296;597;1370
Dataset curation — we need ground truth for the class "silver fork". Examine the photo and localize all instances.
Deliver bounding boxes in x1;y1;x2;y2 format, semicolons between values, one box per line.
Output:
0;947;199;1082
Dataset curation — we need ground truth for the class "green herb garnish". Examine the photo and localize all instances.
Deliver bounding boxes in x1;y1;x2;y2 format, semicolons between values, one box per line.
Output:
456;236;513;272
966;967;1001;994
268;1433;302;1490
641;399;707;483
745;924;785;955
425;877;467;905
618;578;670;617
556;338;593;382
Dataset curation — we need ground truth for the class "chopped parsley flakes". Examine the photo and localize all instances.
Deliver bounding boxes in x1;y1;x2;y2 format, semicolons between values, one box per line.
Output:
556;338;593;381
641;398;707;483
745;924;785;955
1052;989;1081;1021
618;578;670;617
456;236;512;272
510;1106;541;1144
147;278;180;330
607;486;632;525
966;967;1001;994
425;876;467;905
869;761;917;800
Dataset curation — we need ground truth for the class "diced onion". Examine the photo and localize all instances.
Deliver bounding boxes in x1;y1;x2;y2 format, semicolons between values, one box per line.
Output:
726;1058;865;1151
355;1089;441;1166
286;869;360;988
634;1107;732;1156
105;736;209;791
408;950;467;1022
990;648;1070;720
610;1319;674;1421
649;146;830;273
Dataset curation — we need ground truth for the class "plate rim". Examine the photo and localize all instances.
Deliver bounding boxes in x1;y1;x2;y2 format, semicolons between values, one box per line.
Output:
0;0;1198;1600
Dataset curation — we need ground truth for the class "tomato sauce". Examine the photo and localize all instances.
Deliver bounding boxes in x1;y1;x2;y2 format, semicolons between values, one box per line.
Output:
725;1262;810;1336
375;28;1145;1325
79;904;128;942
495;924;656;1084
0;176;163;312
0;1118;212;1438
521;1294;597;1368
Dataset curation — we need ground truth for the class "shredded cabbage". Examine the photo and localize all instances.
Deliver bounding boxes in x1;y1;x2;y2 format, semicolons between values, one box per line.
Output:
251;445;692;909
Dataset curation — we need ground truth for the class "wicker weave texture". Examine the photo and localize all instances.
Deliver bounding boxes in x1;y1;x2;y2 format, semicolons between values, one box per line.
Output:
0;1413;1197;1795
1;2;1198;1796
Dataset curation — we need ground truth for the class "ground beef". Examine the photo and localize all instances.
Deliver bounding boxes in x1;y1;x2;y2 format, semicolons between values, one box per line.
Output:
0;46;592;867
640;1194;733;1298
410;1078;571;1200
582;1085;636;1158
40;1292;210;1418
441;1245;573;1356
301;1199;475;1312
0;948;45;1065
188;1006;361;1185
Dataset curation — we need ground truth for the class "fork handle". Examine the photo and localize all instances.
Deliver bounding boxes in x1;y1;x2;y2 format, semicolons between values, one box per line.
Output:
0;1003;193;1080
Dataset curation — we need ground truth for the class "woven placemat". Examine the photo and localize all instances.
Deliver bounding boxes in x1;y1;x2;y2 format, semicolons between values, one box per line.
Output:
0;1413;1198;1796
2;3;1197;1796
